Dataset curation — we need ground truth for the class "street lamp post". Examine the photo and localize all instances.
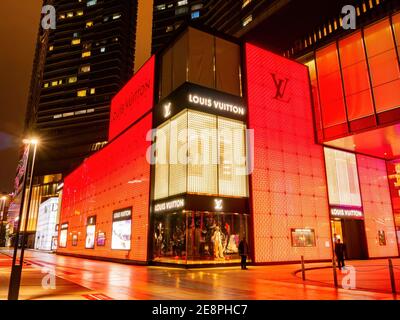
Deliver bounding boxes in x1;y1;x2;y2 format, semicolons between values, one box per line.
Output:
0;196;7;220
0;196;7;247
8;139;39;300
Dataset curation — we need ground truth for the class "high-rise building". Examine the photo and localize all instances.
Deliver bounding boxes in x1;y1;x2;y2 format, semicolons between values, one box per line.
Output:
152;0;400;56
26;0;138;177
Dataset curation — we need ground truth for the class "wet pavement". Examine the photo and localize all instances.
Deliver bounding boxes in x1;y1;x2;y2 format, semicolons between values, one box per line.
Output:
0;249;398;300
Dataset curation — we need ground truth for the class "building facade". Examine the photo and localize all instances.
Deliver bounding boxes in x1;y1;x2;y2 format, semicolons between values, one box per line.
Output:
57;22;400;265
26;0;138;177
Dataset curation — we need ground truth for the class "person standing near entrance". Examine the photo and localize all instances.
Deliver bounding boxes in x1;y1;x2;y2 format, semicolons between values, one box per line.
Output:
335;238;346;270
238;237;249;270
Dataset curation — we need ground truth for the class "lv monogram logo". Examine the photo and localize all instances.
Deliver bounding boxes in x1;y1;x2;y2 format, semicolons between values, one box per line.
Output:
163;102;171;118
271;73;290;103
214;199;223;211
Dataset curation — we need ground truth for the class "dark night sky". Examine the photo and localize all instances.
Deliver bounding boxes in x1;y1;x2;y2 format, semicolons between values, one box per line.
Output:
0;1;42;192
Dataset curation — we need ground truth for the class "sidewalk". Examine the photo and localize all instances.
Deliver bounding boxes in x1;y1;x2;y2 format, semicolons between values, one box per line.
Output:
0;252;105;300
1;249;399;300
294;259;400;294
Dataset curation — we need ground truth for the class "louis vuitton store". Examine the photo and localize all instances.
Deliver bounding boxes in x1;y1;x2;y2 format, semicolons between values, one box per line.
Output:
57;24;399;267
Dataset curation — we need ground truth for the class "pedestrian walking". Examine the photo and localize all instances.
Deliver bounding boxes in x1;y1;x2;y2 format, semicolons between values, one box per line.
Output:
238;237;249;270
334;238;346;270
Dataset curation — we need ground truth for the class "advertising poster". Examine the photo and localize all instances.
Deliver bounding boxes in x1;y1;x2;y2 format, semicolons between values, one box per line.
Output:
86;225;96;249
35;197;59;251
111;208;132;250
85;216;96;249
59;223;68;248
97;232;106;246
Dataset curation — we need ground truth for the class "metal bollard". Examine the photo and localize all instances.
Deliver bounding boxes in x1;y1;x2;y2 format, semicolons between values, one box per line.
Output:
389;258;397;294
301;255;306;281
332;257;338;288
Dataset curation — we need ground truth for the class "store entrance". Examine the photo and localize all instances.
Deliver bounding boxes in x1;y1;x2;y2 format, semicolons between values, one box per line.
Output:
152;211;249;265
331;219;368;260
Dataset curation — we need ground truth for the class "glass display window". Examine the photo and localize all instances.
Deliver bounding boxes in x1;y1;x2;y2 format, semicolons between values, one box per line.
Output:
324;147;362;207
152;211;248;264
72;234;78;246
59;223;68;248
153;109;248;200
291;229;316;247
378;230;386;246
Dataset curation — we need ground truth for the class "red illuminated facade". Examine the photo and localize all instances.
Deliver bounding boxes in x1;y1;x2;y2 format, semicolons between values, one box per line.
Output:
58;21;400;266
57;58;155;262
245;44;332;262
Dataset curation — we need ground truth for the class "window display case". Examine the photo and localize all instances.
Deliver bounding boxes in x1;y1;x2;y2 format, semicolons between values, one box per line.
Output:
153;211;248;264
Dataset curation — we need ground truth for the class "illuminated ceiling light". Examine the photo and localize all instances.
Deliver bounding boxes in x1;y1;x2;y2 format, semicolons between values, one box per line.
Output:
128;180;142;184
23;138;39;145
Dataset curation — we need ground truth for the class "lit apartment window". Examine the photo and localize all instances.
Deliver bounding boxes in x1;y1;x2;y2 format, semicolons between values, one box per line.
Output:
177;0;188;6
71;38;81;45
53;114;62;119
166;25;174;33
59;14;65;19
49;45;54;51
191;4;203;10
191;11;200;19
242;0;252;8
100;47;106;53
68;76;78;83
87;0;97;7
51;81;58;87
80;65;91;73
168;4;174;8
82;51;91;58
175;7;188;15
58;79;63;85
242;15;253;27
77;90;87;97
156;4;166;10
90;88;96;95
63;112;74;117
44;83;49;88
67;12;74;18
86;21;94;28
75;110;87;115
112;13;121;20
103;16;109;22
87;108;95;113
76;10;84;16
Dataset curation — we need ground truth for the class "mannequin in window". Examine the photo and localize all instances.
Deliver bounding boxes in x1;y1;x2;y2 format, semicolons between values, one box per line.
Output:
212;226;224;259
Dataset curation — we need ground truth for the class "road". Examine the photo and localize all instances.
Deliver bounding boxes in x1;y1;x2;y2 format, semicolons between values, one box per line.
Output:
0;249;398;300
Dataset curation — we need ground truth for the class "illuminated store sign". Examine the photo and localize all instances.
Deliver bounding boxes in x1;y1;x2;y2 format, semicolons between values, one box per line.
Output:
154;198;185;213
330;207;363;219
109;56;155;140
154;83;246;126
113;209;132;221
188;94;245;116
